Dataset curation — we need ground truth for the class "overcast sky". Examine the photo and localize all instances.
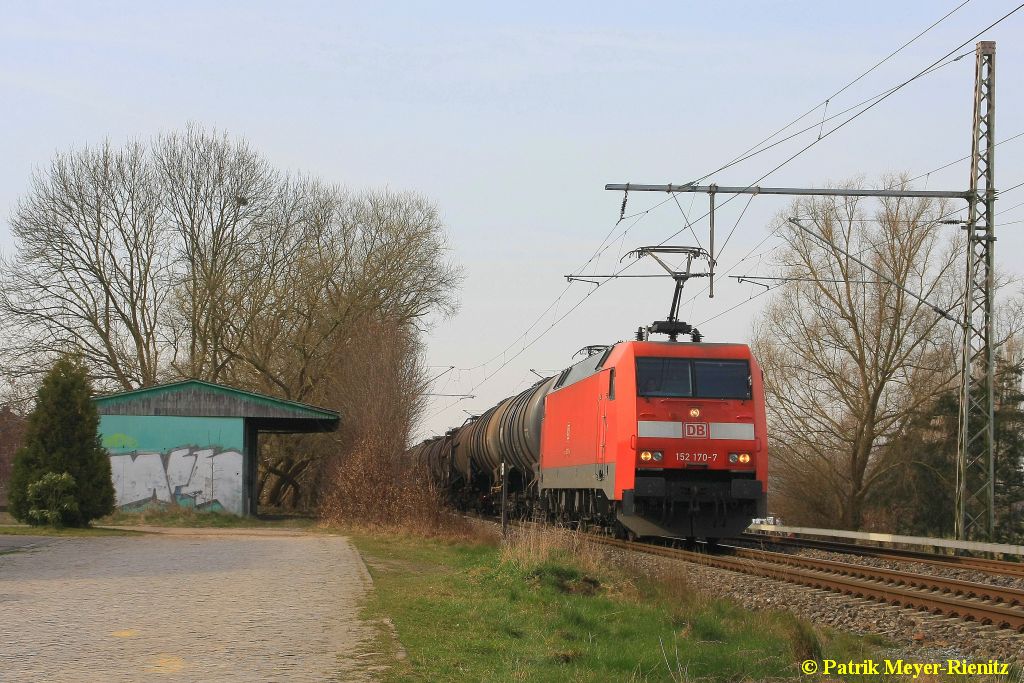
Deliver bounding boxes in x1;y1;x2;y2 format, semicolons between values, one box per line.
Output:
2;1;1022;439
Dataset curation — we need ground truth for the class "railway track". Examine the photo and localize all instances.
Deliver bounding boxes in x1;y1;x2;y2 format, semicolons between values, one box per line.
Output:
738;532;1024;579
593;536;1024;632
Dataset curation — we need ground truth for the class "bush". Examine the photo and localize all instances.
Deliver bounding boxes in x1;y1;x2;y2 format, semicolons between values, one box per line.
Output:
319;429;485;540
8;356;115;526
25;472;79;527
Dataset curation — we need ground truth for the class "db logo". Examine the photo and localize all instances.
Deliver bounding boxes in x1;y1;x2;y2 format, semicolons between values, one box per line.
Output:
684;423;709;438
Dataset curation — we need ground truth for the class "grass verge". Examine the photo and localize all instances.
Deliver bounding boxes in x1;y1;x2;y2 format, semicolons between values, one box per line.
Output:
96;508;317;529
0;525;139;537
350;525;896;682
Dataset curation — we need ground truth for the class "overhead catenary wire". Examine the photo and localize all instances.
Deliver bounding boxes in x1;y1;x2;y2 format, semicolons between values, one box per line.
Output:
439;161;1020;418
432;183;991;420
428;4;1024;420
574;4;1010;283
700;180;1024;329
456;205;660;374
615;127;1021;313
671;192;704;251
611;52;971;231
597;46;980;292
908;130;1024;183
684;0;974;186
680;177;1023;322
573;5;991;273
732;178;1022;284
634;2;1024;256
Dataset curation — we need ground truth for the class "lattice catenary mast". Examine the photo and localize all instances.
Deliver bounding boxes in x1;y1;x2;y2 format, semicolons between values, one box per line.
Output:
956;41;996;542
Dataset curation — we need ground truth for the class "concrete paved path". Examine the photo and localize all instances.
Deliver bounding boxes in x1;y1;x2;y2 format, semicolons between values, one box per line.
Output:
0;528;374;682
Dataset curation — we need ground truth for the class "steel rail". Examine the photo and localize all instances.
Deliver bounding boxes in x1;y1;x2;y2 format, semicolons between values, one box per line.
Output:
739;533;1024;579
593;537;1024;632
726;545;1024;606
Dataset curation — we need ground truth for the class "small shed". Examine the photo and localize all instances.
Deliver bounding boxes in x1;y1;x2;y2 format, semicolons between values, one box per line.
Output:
94;380;339;516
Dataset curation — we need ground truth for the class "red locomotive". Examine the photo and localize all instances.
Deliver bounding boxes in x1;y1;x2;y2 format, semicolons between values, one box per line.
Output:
411;339;767;540
411;247;768;540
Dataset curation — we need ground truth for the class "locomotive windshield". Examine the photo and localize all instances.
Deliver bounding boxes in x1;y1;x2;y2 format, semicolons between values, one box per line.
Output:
693;360;751;399
636;358;692;397
637;358;751;399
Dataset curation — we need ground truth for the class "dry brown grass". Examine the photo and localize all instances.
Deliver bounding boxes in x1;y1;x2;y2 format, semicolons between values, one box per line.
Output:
500;523;607;576
318;432;494;543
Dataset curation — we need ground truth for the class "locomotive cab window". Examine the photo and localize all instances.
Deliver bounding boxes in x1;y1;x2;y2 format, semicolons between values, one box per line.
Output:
636;357;752;399
636;358;692;397
693;360;751;399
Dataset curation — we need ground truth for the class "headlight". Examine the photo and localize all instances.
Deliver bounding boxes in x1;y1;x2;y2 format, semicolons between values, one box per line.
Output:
738;453;751;464
729;453;739;463
640;450;653;461
689;408;701;418
652;451;663;462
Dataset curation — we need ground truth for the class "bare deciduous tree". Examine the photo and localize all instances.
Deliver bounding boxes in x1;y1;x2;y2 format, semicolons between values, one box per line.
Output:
153;125;278;382
753;181;965;529
0;125;462;510
222;185;460;506
1;141;169;389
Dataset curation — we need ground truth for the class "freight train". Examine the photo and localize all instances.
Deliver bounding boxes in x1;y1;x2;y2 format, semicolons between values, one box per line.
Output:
410;339;768;540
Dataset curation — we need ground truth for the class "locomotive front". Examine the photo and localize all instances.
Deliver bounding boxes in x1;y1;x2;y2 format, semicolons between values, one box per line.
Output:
539;341;767;540
619;341;767;539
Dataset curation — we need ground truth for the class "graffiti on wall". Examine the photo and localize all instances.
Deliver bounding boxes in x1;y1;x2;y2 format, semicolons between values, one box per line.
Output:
108;446;244;515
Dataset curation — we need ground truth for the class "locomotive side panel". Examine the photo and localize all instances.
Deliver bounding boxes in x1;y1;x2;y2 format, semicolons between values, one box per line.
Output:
539;371;612;498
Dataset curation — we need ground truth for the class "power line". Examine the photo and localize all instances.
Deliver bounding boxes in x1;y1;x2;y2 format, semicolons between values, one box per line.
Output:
705;181;1024;327
576;4;1003;285
1001;180;1024;194
437;175;1022;420
427;4;1024;420
455;200;662;374
436;192;974;418
654;2;1024;253
689;178;1023;313
537;2;990;328
675;51;972;191
569;48;975;320
744;178;1020;275
909;130;1024;183
685;0;973;185
606;51;973;263
694;286;779;327
997;199;1024;215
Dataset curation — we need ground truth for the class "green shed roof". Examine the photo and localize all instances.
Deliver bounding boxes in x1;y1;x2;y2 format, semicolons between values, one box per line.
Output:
94;379;339;432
